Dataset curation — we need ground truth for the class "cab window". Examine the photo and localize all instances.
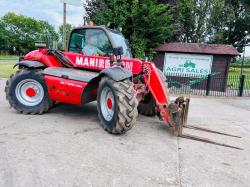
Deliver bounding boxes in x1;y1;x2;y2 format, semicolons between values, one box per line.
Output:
69;29;112;56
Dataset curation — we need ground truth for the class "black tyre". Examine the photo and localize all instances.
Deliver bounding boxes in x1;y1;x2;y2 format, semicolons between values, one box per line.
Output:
5;69;51;114
97;77;138;134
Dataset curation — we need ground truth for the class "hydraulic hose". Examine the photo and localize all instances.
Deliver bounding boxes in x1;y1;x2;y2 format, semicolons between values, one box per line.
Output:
47;50;74;68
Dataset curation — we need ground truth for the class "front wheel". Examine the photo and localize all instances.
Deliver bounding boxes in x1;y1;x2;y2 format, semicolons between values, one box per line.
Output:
97;77;138;134
5;69;51;114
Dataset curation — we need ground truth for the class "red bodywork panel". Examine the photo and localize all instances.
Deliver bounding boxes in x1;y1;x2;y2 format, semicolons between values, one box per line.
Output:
143;62;170;121
44;75;87;104
24;49;143;106
143;62;169;104
65;52;143;74
23;49;143;74
24;49;170;122
24;49;62;67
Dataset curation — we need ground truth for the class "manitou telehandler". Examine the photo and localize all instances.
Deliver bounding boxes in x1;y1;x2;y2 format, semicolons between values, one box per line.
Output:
5;25;242;149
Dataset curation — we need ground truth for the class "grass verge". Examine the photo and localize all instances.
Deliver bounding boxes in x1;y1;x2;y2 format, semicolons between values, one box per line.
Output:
228;67;250;76
0;55;19;60
0;62;16;78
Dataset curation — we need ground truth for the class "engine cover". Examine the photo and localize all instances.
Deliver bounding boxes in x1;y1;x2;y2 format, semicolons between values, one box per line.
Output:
43;67;99;104
44;75;87;104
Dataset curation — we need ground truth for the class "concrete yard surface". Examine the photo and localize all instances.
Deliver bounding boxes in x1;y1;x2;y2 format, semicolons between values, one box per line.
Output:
0;78;249;187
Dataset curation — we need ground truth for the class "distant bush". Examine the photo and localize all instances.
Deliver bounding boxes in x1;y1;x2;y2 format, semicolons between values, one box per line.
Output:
230;63;250;68
230;58;250;68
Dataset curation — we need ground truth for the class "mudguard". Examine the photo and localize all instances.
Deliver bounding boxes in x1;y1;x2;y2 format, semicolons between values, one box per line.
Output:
99;66;132;81
13;60;46;69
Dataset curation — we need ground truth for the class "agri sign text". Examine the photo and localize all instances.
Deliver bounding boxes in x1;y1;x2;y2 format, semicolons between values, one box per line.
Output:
164;53;213;77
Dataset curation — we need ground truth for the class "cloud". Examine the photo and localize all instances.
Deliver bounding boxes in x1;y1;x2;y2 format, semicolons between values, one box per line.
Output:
244;47;250;57
0;0;85;29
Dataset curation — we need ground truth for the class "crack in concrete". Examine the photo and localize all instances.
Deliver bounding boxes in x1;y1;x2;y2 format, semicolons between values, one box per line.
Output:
74;127;99;135
177;137;182;187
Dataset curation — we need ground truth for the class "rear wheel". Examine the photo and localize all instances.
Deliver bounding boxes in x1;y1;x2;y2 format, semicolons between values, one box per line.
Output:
97;77;138;134
5;69;51;114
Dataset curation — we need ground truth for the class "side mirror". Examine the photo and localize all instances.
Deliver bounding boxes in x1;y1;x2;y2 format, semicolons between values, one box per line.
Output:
109;54;115;64
113;46;123;56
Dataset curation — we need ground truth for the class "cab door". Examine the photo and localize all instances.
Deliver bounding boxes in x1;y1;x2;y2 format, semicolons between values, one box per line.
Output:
64;28;113;70
68;28;113;56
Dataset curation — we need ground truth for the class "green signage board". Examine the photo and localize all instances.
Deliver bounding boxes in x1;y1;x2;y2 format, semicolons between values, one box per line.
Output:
163;53;213;77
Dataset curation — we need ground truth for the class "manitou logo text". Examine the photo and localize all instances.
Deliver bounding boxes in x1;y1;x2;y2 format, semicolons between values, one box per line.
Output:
75;56;133;71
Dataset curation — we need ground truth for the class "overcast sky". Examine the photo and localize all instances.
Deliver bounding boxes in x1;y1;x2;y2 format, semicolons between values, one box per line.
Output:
245;46;250;57
0;0;249;56
0;0;85;28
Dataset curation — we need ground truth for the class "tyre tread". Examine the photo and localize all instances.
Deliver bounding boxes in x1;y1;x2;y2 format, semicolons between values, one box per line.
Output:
98;77;138;134
5;69;51;115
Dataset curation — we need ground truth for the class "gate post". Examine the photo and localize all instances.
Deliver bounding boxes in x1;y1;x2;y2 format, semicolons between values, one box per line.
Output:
206;74;211;96
238;75;245;97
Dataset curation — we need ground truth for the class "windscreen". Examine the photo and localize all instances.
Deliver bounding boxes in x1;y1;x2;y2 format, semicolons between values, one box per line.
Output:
108;30;132;58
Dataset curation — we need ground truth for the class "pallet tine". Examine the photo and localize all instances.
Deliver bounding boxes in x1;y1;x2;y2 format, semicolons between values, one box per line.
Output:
184;125;241;138
180;133;243;150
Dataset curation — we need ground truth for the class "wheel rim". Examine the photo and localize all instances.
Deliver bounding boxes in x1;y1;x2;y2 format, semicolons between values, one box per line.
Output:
15;79;44;106
100;86;115;121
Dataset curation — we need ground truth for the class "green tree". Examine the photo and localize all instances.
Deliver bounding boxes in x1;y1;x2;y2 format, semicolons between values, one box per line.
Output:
39;20;59;48
84;0;175;59
177;0;224;43
178;0;196;42
0;19;9;53
218;0;250;52
0;12;58;54
177;0;250;52
59;23;73;47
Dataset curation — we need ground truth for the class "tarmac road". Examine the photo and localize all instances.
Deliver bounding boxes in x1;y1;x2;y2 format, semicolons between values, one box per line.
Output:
0;78;249;187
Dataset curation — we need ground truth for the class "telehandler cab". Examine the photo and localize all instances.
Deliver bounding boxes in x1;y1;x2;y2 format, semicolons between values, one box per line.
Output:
5;25;242;149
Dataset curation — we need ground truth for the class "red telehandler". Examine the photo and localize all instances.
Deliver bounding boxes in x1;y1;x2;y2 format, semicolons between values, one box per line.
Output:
5;26;242;149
